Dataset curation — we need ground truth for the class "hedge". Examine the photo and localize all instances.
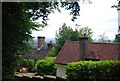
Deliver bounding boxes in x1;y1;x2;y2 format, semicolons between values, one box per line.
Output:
66;60;120;80
35;57;56;76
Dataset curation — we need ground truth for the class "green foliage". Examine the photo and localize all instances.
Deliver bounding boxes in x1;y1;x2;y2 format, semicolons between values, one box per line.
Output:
66;60;120;80
2;2;44;79
54;43;62;56
79;26;93;42
2;1;83;79
47;43;62;57
56;23;74;45
56;24;94;45
70;29;79;41
97;33;112;42
17;58;35;72
55;23;77;55
35;57;56;76
47;47;56;57
55;24;94;56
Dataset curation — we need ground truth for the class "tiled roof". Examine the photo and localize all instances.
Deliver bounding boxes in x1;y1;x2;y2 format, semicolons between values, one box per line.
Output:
54;41;120;65
22;47;48;61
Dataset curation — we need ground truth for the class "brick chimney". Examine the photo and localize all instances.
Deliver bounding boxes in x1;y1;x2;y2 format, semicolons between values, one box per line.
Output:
47;41;53;52
79;36;89;60
37;36;45;48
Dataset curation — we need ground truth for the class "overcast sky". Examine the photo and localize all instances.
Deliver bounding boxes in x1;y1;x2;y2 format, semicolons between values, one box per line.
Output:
32;0;118;41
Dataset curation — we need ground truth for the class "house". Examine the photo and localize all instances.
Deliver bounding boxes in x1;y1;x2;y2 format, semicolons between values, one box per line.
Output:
22;36;53;61
54;37;120;77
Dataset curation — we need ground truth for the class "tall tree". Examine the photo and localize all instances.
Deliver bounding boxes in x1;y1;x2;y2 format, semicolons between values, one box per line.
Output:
2;2;42;79
55;23;74;55
55;23;79;56
54;24;93;56
70;28;79;41
2;1;94;79
2;2;81;79
56;23;74;45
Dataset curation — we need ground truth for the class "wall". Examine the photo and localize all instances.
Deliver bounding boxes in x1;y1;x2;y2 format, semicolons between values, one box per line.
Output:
14;74;66;81
56;64;66;77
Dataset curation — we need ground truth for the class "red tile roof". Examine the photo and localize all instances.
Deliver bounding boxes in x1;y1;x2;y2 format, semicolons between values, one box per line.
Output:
54;41;120;65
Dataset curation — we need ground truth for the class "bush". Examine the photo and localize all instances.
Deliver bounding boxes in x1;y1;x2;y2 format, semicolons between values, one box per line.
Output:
47;47;56;57
47;44;62;57
66;60;120;80
35;57;56;75
17;58;35;72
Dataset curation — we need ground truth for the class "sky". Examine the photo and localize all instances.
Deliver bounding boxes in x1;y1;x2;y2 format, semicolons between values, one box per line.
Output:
32;0;118;41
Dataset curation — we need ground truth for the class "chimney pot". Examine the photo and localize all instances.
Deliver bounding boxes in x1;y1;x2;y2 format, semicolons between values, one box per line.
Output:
83;33;87;37
50;41;52;44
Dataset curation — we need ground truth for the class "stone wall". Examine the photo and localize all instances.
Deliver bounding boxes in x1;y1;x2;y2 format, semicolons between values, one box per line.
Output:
14;74;66;81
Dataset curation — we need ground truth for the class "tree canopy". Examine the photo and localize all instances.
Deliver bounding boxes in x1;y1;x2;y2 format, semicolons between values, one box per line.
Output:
97;33;112;42
79;26;93;42
56;23;75;45
56;24;93;45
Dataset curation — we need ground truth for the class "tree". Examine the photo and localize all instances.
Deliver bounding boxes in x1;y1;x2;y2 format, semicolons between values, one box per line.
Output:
70;28;79;41
97;33;112;42
111;1;120;11
2;1;90;79
2;2;44;79
54;24;93;56
79;26;93;42
56;23;74;45
55;23;74;55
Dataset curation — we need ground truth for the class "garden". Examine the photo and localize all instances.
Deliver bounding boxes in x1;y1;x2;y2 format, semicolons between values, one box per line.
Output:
15;57;120;81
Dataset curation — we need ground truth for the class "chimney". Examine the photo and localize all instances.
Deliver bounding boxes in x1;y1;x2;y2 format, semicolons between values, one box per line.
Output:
50;41;52;44
37;36;45;48
79;36;89;60
47;41;53;52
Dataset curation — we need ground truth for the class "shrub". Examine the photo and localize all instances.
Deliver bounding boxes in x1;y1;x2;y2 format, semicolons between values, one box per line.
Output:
35;57;56;75
66;60;120;80
17;58;35;72
47;47;56;57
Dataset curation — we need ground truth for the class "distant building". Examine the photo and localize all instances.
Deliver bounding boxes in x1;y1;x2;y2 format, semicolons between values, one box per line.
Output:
22;36;53;61
54;36;120;77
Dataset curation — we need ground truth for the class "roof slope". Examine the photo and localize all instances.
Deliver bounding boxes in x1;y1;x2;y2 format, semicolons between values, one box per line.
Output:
54;41;120;65
22;46;48;61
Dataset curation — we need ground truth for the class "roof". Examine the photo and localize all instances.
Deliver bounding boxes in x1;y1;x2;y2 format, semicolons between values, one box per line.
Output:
22;46;48;61
54;41;120;65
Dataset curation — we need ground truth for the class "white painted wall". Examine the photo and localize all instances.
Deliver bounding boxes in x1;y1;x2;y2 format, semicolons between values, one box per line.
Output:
56;64;66;77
